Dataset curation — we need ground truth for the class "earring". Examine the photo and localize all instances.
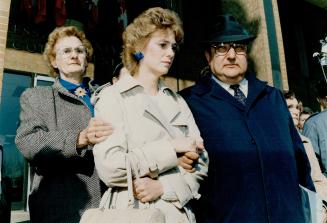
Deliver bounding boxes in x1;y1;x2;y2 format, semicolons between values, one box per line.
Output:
133;52;144;62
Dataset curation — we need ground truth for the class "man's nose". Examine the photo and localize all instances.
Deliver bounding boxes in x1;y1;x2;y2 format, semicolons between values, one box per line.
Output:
226;47;236;58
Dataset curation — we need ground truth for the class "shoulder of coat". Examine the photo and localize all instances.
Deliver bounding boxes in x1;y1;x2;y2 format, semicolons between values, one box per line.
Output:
90;82;114;105
22;86;53;97
305;110;327;124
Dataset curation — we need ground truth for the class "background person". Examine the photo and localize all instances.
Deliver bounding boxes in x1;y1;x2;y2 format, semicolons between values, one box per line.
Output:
299;106;314;131
93;7;208;223
15;26;113;223
284;91;327;202
180;14;314;223
304;80;327;177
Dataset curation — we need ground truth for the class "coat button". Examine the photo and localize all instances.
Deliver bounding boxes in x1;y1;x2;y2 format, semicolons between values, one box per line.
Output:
251;139;256;144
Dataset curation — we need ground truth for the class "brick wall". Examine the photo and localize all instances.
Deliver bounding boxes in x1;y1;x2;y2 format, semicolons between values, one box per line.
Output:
4;49;94;78
224;0;289;89
0;0;288;93
0;0;11;100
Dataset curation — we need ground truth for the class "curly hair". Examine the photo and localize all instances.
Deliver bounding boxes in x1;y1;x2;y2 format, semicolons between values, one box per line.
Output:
283;90;296;100
43;26;93;78
122;7;184;75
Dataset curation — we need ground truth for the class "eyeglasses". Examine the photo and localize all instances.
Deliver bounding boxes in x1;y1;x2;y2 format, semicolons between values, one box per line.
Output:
212;43;247;56
57;46;87;58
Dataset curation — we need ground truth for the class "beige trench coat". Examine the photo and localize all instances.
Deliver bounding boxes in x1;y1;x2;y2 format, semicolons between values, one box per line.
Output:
93;74;208;223
301;134;327;201
301;134;327;222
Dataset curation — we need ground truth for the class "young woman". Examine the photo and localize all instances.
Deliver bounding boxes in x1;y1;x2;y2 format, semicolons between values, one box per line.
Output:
15;26;113;222
93;7;208;223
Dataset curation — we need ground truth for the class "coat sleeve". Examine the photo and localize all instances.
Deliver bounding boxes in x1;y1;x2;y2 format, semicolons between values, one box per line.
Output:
160;95;209;207
279;91;315;191
15;88;88;168
303;120;320;159
302;137;327;201
93;86;179;187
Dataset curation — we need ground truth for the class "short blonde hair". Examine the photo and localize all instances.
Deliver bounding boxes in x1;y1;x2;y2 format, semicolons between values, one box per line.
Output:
43;26;93;77
122;7;184;75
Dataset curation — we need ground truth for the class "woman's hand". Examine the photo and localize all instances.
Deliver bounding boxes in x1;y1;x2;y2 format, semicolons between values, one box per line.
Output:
133;177;163;203
77;117;114;148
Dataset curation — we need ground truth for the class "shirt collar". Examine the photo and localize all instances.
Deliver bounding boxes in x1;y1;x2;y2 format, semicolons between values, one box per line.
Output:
211;74;248;97
59;78;89;91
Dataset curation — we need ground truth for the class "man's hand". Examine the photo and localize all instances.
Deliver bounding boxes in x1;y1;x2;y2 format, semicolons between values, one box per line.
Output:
77;117;114;149
178;138;204;172
178;151;199;173
133;177;163;203
170;137;197;153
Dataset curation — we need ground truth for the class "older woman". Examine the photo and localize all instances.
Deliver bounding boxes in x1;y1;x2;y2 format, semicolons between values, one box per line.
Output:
93;7;208;223
15;26;113;222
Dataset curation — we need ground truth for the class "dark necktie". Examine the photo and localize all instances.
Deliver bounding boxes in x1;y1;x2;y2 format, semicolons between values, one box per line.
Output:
230;84;246;106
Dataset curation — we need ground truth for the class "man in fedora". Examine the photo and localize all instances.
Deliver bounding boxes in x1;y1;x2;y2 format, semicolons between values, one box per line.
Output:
180;15;314;223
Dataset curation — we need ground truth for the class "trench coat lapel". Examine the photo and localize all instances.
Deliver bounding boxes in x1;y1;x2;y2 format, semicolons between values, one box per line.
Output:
143;80;182;136
116;75;182;137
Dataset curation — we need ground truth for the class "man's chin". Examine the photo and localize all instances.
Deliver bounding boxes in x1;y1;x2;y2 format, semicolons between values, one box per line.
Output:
224;71;245;79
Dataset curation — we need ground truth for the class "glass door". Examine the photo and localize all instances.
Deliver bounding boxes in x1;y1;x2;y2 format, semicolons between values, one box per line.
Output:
0;72;54;213
0;72;32;211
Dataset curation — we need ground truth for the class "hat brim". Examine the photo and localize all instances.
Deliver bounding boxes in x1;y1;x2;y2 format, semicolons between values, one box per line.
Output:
201;34;256;45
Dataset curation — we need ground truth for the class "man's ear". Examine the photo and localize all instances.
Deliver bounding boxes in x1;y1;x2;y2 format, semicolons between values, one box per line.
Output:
205;51;211;63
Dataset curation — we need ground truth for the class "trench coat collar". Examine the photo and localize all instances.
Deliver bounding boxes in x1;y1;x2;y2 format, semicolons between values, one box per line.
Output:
115;73;182;136
193;72;267;111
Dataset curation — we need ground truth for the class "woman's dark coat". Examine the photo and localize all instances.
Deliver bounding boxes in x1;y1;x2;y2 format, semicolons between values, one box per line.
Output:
180;73;314;223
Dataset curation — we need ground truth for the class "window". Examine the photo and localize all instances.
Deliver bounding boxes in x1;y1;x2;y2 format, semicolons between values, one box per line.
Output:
0;71;54;211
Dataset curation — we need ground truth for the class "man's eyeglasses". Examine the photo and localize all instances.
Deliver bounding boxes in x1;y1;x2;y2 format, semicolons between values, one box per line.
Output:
212;43;247;56
57;46;87;58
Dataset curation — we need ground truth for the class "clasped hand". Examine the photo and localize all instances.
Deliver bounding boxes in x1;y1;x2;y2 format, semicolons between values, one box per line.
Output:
77;117;114;148
170;137;204;173
133;177;163;203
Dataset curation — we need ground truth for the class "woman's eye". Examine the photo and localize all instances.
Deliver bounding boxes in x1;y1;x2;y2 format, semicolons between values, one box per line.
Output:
159;43;167;48
63;48;72;54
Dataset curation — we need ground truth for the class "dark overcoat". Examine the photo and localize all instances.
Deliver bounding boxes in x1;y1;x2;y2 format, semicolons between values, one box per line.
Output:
15;80;103;223
180;73;315;223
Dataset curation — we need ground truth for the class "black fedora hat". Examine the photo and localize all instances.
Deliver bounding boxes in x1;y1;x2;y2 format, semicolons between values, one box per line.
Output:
202;14;255;45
